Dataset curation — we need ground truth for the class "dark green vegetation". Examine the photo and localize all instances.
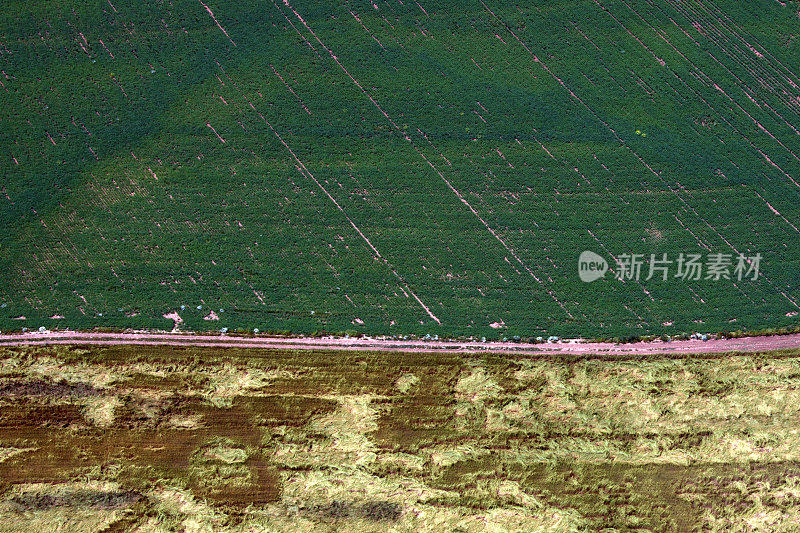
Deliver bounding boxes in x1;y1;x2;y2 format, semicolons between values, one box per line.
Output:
2;1;800;337
2;345;800;530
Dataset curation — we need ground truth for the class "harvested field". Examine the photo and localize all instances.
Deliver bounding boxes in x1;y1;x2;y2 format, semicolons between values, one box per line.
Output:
1;344;800;530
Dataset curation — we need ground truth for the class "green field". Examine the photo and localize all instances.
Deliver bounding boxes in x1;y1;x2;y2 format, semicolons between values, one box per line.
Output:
3;344;800;530
2;0;800;338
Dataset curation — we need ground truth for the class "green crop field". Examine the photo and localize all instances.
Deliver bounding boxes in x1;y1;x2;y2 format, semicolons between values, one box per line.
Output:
2;0;800;338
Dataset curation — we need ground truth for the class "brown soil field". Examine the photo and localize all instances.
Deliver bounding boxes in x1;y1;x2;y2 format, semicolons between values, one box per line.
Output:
1;344;800;531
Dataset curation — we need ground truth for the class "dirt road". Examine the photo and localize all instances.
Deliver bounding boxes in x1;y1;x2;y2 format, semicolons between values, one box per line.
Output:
1;330;799;355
